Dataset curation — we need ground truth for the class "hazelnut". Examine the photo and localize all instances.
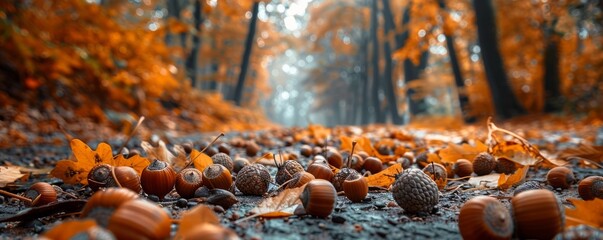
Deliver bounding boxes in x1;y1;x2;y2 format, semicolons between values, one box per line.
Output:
495;157;517;174
512;189;564;239
453;159;473;178
473;152;496;176
546;166;575;189
458;196;513;240
578;176;603;200
211;153;234;172
300;179;336;217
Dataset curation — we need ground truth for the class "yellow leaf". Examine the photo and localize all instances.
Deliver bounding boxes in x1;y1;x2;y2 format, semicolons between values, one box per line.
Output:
191;149;212;172
497;164;529;190
51;160;88;185
438;140;488;163
71;139;113;165
111;154;150;176
565;198;603;228
365;163;403;188
0;166;25;187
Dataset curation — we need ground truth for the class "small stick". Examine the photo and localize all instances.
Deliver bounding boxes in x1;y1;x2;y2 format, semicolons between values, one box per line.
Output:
117;116;145;155
0;189;32;204
181;133;224;171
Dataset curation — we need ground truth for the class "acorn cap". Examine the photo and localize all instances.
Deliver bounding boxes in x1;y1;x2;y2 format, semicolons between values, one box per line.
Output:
392;169;439;214
211;153;234;172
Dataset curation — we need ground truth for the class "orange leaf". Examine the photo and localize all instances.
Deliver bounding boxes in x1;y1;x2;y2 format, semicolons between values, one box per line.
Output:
175;205;220;238
111;154;150;176
190;149;212;172
565;198;603;228
240;186;305;221
71;139;113;165
0;166;25;187
308;124;331;143
438;140;488;163
497;164;529;190
365;163;403;188
50;160;88;185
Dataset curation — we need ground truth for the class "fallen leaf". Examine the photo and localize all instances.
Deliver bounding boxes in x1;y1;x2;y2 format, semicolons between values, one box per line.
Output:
111;154;150;175
175;205;220;239
340;136;396;162
558;144;603;162
190;149;213;172
141;140;174;164
0;166;25;187
565;198;603;228
438;140;488;163
467;173;500;188
42;219;97;239
50;160;87;184
497;164;529;190
365;163;403;188
240;186;305;222
171;145;188;171
308;124;331;143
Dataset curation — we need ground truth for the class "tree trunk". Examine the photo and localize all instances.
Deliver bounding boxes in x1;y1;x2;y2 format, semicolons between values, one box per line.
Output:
370;0;384;123
232;2;260;106
472;0;525;119
185;0;202;88
381;0;402;124
361;37;370;125
543;37;561;112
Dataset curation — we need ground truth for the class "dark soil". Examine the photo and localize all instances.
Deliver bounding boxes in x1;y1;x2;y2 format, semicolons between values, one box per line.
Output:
0;129;602;239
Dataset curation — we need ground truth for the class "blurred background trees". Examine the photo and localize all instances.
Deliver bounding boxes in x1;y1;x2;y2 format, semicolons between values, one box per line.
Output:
0;0;602;139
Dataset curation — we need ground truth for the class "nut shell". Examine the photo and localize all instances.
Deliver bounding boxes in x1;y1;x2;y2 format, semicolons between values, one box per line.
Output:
362;157;383;174
113;166;142;193
88;164;117;191
300;179;336;217
422;163;448;190
578;176;603;200
275;160;304;185
453;159;473;178
306;162;334;181
107;199;171;240
235;164;271;195
245;141;260;157
392;169;439;214
512;189;564;240
287;171;315;189
141;159;177;199
202;164;233;190
473;152;496;176
207;189;238;209
25;182;57;207
233;158;250;174
326;150;343;168
343;172;368;203
495;157;517;174
176;168;204;199
331;168;356;192
211;153;234;172
346;154;364;171
300;145;313;157
81;188;139;227
546;166;575;189
458;196;513;240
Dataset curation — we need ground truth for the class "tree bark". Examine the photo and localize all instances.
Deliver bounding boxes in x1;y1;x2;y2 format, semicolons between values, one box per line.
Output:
233;2;260;106
472;0;525;119
543;36;561;112
370;0;384;123
185;0;202;88
361;36;370;125
381;0;402;124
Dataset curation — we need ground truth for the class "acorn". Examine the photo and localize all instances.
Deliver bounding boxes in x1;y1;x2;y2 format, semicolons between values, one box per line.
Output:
546;166;575;189
346;154;364;171
217;143;232;155
202;164;233;190
233;157;250;174
81;188;140;227
300;145;313;157
274;155;304;185
141;159;177;199
356;151;369;160
415;152;430;168
312;146;323;156
495;157;517;174
310;155;328;165
306;161;334;181
181;223;239;240
22;182;57;207
235;164;271;195
286;171;315;189
245;141;260;157
458;196;513;240
511;189;564;240
578;176;603;200
207;189;238;209
176;168;204;199
553;224;603;240
331;168;357;192
363;157;383;174
422;163;447;190
325;149;343;169
343;171;368;203
397;157;413;169
112;166;142;193
300;179;337;217
473;152;496;176
392;169;439;214
453;159;473;178
107;199;171;240
88;164;117;191
211;153;234;172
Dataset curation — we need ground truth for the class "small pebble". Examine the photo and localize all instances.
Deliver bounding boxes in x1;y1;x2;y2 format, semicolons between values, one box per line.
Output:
176;198;188;208
374;202;386;209
0;196;4;204
331;214;346;224
187;202;198;208
213;205;225;213
147;195;160;202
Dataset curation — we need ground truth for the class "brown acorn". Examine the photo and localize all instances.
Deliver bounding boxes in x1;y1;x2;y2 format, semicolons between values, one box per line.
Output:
217;143;232;155
81;188;140;227
235;164;271;195
473;152;496;176
233;157;250;174
363;157;383;174
343;171;368;203
112;166;142;193
546;166;575;189
274;154;304;185
511;189;564;240
306;162;334;181
24;182;57;207
346;154;364;171
88;164;141;193
331;168;357;192
176;168;204;199
202;164;233;190
453;159;473;178
245;141;260;157
325;149;343;169
287;171;315;189
578;176;603;200
211;153;234;172
397;157;413;169
458;196;513;240
422;163;447;190
107;199;171;240
415;152;430;168
180;223;239;240
300;179;337;217
141;159;177;199
300;145;313;157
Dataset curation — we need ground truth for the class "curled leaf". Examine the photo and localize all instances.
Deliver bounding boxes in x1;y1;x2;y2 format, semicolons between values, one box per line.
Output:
438;140;487;163
237;186;305;223
497;164;529;190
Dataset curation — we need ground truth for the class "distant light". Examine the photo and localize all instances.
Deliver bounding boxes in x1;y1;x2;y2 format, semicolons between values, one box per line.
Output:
418;29;426;37
437;34;445;42
169;65;178;74
284;16;298;30
521;85;530;93
277;4;285;13
245;11;252;19
136;8;144;17
470;54;479;62
149;22;158;31
472;45;481;53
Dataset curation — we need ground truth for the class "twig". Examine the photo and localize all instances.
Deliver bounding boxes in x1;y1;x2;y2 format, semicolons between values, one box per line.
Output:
117;116;145;155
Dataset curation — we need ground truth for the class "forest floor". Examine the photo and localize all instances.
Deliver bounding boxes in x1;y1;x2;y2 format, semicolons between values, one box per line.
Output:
0;117;602;239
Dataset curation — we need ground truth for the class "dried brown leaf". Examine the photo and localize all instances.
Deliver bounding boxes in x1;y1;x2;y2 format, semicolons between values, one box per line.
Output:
0;166;25;187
